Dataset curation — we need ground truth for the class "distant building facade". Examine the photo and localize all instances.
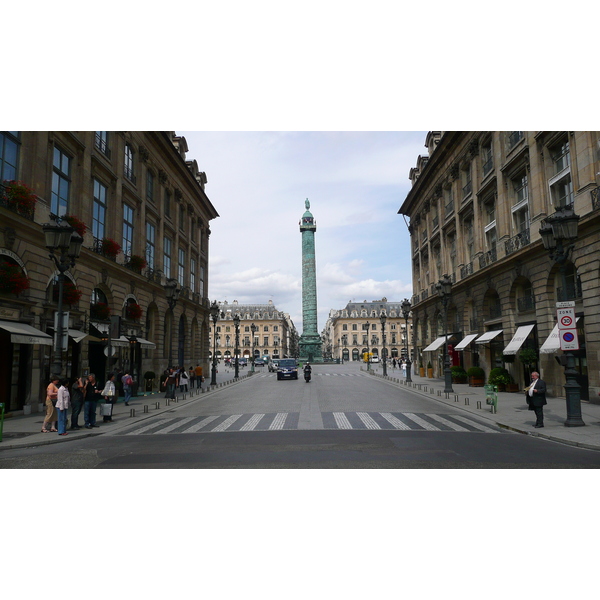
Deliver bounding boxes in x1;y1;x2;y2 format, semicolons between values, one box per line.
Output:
212;300;298;361
0;131;218;413
399;131;600;400
323;299;413;363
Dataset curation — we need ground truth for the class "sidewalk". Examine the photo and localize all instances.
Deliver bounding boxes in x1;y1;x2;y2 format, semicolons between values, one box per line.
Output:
367;364;600;451
0;366;256;451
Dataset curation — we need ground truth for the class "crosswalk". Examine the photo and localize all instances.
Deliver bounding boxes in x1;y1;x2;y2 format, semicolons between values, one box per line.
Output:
116;411;500;435
255;372;368;378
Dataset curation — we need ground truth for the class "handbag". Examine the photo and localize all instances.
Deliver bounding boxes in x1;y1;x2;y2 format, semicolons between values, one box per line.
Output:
100;403;113;416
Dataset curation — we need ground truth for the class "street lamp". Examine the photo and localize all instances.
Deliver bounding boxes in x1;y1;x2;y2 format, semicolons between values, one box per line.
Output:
42;217;83;377
380;312;387;376
233;313;240;379
365;320;370;371
250;322;257;372
539;205;585;427
436;274;454;394
210;301;223;386
401;298;412;382
164;277;180;367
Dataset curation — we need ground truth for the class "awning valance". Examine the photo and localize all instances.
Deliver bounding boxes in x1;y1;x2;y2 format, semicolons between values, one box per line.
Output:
90;321;110;334
539;318;580;354
111;336;130;348
68;329;89;344
503;324;536;355
136;337;156;350
475;330;503;344
0;320;53;346
422;336;447;352
454;333;480;351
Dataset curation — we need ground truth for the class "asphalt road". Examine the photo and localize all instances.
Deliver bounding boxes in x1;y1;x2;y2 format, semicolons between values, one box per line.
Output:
2;363;600;468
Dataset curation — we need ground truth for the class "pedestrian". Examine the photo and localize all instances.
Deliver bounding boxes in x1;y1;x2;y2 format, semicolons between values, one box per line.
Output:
195;363;203;386
121;371;134;406
527;371;547;428
56;378;70;436
84;373;102;429
401;360;407;378
179;367;189;393
42;375;60;433
163;367;177;399
189;366;196;389
70;374;86;430
101;374;117;422
392;358;397;370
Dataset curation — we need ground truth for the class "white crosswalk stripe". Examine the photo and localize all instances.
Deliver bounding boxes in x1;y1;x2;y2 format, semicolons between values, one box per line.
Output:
240;414;265;431
211;415;242;432
128;418;173;435
357;412;381;429
269;413;288;430
181;415;220;433
154;416;197;434
426;413;471;432
380;412;412;430
333;412;352;429
403;413;443;431
445;414;498;433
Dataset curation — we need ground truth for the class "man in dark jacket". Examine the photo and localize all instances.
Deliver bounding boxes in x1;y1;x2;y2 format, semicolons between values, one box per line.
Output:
527;371;547;428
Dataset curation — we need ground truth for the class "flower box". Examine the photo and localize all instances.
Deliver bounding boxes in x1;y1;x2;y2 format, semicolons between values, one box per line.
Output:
101;237;121;259
2;180;37;218
127;254;147;273
62;215;88;237
0;261;30;294
126;302;143;320
52;280;83;305
90;302;111;320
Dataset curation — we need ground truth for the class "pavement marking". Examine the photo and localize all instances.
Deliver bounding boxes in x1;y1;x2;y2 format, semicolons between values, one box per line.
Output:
333;412;353;429
211;415;243;432
426;413;471;432
181;415;220;433
403;413;441;431
357;412;381;430
446;414;499;433
240;414;265;431
269;413;288;430
380;412;412;430
154;416;198;434
128;418;174;435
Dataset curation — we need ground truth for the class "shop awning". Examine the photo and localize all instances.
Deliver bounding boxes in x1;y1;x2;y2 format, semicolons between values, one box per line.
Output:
454;333;480;351
68;329;103;343
111;336;130;348
475;330;503;344
422;336;447;352
0;320;53;346
539;318;580;354
136;337;156;349
503;324;536;355
90;321;110;334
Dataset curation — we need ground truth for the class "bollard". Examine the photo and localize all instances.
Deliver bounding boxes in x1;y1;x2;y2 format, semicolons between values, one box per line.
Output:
437;390;442;397
464;398;469;405
155;401;160;409
166;398;170;406
454;395;459;402
477;401;482;409
144;405;149;413
444;392;449;399
130;408;136;417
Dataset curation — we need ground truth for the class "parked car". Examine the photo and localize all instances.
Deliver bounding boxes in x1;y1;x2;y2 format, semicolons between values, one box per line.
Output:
268;359;280;372
371;356;379;363
254;358;266;367
238;358;248;367
277;358;298;380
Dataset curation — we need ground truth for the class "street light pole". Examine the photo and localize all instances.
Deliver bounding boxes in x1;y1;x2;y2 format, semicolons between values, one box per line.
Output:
380;312;387;377
164;277;180;368
401;299;412;383
250;322;257;373
233;313;240;379
436;274;454;394
210;301;222;386
42;218;83;377
365;320;370;371
539;205;585;427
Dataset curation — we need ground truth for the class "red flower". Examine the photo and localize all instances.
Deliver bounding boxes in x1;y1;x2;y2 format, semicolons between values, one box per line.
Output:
2;180;37;216
101;237;121;258
90;302;111;320
62;215;88;237
0;261;30;294
126;302;143;320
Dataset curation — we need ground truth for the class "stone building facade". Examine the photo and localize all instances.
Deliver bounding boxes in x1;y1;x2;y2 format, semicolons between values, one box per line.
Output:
211;300;298;362
323;299;413;363
399;131;600;400
0;131;218;413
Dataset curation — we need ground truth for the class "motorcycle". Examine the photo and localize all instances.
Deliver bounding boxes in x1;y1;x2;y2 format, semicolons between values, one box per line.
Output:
304;369;311;382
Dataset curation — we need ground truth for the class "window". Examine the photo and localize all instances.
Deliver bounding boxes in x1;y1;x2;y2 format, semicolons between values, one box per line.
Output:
124;143;135;183
123;204;134;258
164;189;171;219
482;140;493;177
146;222;156;270
513;173;528;205
52;146;71;217
342;324;348;330
274;326;278;332
0;131;19;180
179;203;185;232
95;132;110;157
92;179;107;240
163;237;172;278
263;336;269;346
199;266;205;298
178;248;185;287
444;186;454;217
462;165;472;199
264;326;269;332
146;170;154;203
549;140;573;207
508;131;523;150
190;257;196;293
352;324;357;331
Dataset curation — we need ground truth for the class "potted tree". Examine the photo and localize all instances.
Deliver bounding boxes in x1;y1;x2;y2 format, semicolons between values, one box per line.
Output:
419;359;425;377
488;367;512;392
451;365;468;384
427;360;433;378
519;347;538;378
467;366;485;387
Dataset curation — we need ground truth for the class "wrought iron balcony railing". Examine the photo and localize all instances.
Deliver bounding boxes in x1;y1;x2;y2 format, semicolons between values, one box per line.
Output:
505;228;530;255
517;295;535;312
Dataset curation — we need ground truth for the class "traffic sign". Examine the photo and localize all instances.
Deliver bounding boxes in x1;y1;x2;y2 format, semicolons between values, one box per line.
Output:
559;328;579;351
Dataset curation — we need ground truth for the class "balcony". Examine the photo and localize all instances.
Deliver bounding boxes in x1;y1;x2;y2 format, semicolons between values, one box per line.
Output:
517;295;536;312
479;247;497;268
124;166;137;185
460;262;473;279
557;280;583;302
508;131;523;150
0;182;37;221
592;186;600;211
462;181;472;199
482;156;493;177
505;228;530;255
94;133;111;158
444;201;454;219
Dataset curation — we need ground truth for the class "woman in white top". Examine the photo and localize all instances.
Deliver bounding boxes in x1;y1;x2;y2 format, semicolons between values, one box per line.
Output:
56;379;71;436
102;374;117;422
179;368;189;393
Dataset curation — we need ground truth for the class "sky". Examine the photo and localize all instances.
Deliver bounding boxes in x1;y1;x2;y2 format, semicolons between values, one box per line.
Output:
181;131;426;334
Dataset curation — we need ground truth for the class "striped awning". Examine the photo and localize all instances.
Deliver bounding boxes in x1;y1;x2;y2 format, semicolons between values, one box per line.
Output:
475;330;503;344
422;336;447;352
454;333;479;351
0;320;52;346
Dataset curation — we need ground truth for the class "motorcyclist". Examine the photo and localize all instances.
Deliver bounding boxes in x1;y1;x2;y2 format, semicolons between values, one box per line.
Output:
303;363;312;381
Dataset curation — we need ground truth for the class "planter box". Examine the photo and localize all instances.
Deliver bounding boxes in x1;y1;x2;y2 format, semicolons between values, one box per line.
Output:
427;369;434;378
506;383;520;393
419;368;425;377
469;377;485;387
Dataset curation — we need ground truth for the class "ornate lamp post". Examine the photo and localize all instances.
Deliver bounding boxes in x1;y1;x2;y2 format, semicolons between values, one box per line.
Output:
233;313;240;379
164;277;180;367
365;320;370;371
210;301;223;386
436;274;454;394
539;205;584;427
250;322;257;372
380;312;387;376
42;218;83;377
401;298;412;382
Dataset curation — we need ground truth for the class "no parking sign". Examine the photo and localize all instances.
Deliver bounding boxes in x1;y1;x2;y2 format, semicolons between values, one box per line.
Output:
556;301;579;351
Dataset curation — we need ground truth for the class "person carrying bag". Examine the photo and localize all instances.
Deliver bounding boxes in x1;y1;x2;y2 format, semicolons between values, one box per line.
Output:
101;374;117;422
